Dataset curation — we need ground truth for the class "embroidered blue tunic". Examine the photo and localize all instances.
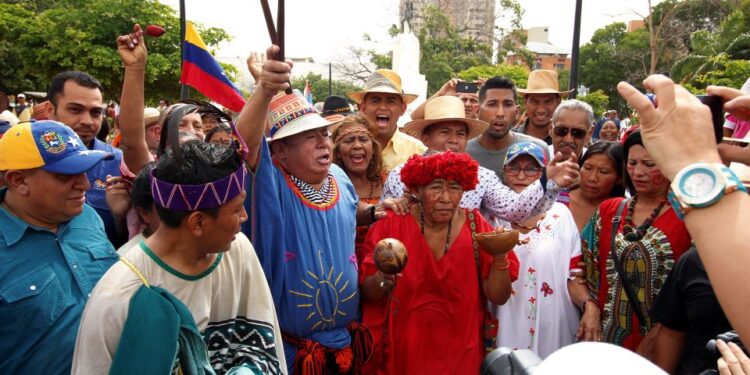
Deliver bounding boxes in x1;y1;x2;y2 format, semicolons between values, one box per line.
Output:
243;138;359;367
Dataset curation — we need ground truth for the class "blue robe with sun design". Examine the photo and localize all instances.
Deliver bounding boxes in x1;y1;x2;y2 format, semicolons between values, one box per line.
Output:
243;138;360;367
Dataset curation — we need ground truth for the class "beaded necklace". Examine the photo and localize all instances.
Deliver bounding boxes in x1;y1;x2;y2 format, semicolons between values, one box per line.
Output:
622;196;667;242
418;203;453;254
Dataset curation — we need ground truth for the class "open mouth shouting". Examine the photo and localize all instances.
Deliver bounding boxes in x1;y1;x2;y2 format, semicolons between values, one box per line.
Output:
375;114;391;129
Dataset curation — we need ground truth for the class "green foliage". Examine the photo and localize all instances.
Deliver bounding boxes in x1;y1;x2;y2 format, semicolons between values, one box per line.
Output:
291;72;362;104
0;0;231;103
416;4;492;95
496;0;529;64
457;64;529;88
693;54;750;89
576;90;609;118
671;8;750;87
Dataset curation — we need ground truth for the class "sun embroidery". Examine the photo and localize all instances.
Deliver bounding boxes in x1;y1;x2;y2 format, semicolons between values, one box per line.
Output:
289;251;356;331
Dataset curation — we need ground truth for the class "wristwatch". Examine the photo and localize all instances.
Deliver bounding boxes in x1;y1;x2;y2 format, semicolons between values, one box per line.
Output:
668;162;747;220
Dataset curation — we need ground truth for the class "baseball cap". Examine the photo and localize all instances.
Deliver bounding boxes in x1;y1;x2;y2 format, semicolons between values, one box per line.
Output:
504;142;547;168
0;120;113;173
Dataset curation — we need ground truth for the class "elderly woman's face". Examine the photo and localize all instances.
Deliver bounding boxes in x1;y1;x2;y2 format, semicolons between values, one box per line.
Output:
503;155;543;193
417;178;463;224
335;124;374;175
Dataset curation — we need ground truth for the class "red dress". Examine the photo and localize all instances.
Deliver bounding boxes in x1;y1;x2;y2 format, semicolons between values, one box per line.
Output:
359;209;519;374
582;197;691;350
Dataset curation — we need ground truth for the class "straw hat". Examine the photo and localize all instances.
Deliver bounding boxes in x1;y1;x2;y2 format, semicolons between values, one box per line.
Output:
144;107;161;126
518;69;572;96
347;69;418;104
403;96;488;139
267;93;331;142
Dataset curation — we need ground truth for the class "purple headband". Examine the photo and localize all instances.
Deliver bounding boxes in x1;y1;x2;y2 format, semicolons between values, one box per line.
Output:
150;164;247;211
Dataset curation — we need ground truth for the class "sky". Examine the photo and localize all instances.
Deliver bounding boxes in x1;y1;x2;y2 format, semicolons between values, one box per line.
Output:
161;0;656;77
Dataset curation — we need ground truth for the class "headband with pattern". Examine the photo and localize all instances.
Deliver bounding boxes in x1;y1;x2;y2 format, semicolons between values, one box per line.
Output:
150;163;247;211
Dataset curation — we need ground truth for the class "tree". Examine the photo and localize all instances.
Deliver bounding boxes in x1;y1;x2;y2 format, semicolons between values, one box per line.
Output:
576;90;610;118
291;73;363;104
416;4;492;95
0;0;232;104
671;9;750;85
495;0;533;66
457;64;530;88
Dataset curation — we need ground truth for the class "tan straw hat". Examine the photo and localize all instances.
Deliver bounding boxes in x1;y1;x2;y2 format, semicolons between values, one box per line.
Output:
347;69;418;104
144;107;161;126
518;69;572;96
403;96;488;139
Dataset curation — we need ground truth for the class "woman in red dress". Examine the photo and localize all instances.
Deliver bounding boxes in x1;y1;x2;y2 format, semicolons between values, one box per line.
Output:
332;115;387;265
582;129;691;356
359;152;519;374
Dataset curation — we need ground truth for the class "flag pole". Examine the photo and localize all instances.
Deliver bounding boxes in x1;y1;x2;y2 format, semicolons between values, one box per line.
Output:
180;0;189;100
328;62;332;97
568;0;583;97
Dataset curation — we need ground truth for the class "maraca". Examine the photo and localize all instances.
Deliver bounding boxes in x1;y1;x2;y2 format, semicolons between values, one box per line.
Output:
145;25;165;37
374;238;408;275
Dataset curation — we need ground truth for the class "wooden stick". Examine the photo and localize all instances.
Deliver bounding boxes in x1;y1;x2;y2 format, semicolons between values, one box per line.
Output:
277;0;292;94
259;0;277;44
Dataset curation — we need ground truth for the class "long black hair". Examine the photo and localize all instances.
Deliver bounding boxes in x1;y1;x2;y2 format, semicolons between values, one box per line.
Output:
157;100;234;159
579;141;625;198
622;129;644;196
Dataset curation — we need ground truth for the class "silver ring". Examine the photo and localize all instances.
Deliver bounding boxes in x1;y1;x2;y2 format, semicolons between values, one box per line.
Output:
379;281;385;288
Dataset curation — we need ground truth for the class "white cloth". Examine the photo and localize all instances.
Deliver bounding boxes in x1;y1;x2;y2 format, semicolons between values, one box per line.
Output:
381;164;560;224
115;231;144;254
71;233;287;374
494;203;582;359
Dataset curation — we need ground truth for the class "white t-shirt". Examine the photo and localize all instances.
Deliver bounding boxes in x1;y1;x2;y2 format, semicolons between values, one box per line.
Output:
71;233;287;374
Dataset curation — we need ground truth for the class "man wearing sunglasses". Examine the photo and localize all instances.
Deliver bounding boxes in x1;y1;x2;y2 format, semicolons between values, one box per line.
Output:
549;99;594;161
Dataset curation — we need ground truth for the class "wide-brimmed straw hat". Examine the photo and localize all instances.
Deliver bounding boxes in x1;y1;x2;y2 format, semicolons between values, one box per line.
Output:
347;69;418;105
403;96;488;139
267;93;331;142
518;69;572;97
144;107;161;126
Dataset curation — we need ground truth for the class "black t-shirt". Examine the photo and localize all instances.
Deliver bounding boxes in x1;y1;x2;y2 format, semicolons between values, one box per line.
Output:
652;246;732;374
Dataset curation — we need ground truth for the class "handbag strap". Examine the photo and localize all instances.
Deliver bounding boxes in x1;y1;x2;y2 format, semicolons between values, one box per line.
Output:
609;198;649;330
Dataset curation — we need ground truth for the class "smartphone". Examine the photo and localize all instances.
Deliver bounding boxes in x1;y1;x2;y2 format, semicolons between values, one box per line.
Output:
722;137;750;147
456;82;479;94
697;95;725;144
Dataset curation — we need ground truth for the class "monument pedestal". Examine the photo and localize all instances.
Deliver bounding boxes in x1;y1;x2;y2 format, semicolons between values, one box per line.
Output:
392;26;427;126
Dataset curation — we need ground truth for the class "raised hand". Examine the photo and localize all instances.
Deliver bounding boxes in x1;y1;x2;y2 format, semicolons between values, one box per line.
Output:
246;52;266;83
255;45;292;98
117;24;147;69
617;75;721;180
546;151;580;188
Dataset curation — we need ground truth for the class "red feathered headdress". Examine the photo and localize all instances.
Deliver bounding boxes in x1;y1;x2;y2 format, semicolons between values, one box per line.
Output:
400;152;479;191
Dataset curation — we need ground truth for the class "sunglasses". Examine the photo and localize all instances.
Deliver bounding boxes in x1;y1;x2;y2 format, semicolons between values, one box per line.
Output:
553;126;587;139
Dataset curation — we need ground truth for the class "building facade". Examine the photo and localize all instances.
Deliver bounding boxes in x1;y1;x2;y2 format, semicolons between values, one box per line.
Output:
504;26;571;70
399;0;496;47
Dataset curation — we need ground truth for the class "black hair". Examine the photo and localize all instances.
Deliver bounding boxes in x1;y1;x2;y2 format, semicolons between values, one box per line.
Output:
579;141;626;198
132;162;156;211
157;100;233;158
97;117;110;142
152;141;243;228
622;129;644;196
479;76;517;104
204;123;233;143
47;71;104;107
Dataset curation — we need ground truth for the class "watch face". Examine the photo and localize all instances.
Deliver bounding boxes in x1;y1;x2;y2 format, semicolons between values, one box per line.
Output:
683;170;716;198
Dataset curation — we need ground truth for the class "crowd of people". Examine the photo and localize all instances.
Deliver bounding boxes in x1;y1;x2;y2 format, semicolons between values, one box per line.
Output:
3;22;750;375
